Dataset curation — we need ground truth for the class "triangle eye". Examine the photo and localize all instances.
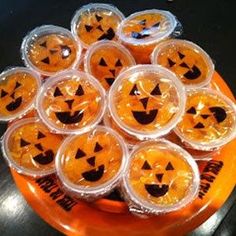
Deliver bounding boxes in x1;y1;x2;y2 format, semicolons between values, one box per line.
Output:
20;138;30;147
99;57;107;66
178;52;185;60
54;87;63;97
1;89;8;98
75;148;86;159
141;160;152;170
187;106;197;114
150;83;162;96
37;131;46;139
75;85;84;96
14;81;21;89
115;59;122;67
129;84;140;96
94;142;103;152
165;162;174;171
95;14;103;22
85;24;93;32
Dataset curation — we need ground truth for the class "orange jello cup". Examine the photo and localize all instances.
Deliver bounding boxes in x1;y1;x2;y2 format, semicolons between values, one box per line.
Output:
37;70;106;135
56;126;128;200
122;139;199;215
151;39;214;89
71;3;124;49
84;41;136;90
2;118;64;177
175;88;236;151
21;25;82;76
117;10;179;64
108;65;186;139
0;67;41;122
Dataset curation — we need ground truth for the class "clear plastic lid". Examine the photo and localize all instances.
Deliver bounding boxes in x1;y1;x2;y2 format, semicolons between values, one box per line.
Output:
55;125;128;199
122;139;200;215
117;9;178;46
175;88;236;151
151;39;214;89
21;25;82;76
37;69;106;135
108;64;186;139
1;117;64;177
0;67;41;122
84;40;136;90
71;3;125;48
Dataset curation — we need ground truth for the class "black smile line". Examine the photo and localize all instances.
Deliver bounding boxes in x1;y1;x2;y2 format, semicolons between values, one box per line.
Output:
55;110;83;124
6;97;22;111
132;109;158;125
145;184;169;197
82;164;105;182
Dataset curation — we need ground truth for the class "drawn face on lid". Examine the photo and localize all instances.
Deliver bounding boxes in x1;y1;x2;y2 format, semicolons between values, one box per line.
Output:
28;34;77;73
128;142;194;205
60;129;123;187
7;121;63;173
0;71;39;119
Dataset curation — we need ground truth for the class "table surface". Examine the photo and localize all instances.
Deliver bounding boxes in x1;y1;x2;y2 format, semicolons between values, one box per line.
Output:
0;0;236;235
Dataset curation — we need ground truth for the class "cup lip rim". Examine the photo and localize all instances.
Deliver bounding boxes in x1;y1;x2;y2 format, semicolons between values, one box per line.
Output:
108;64;186;139
151;39;215;89
122;138;200;214
55;125;129;195
117;9;177;46
1;117;60;177
36;69;106;135
70;3;125;49
21;24;82;76
84;40;136;79
174;88;236;151
0;67;42;122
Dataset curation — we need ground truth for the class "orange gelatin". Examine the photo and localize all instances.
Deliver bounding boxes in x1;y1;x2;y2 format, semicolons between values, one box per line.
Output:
153;40;213;86
127;141;195;206
85;41;135;90
60;128;123;187
176;89;236;147
5;119;63;175
0;69;39;120
28;34;77;73
41;75;103;132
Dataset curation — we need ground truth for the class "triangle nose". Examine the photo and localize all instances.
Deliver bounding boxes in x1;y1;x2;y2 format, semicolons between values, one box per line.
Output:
109;69;116;77
156;173;163;183
87;156;95;167
65;99;74;109
140;97;149;109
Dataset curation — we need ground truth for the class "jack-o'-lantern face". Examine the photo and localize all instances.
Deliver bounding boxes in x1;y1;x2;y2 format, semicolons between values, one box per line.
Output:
59;128;123;187
0;69;40;120
86;41;135;90
127;142;194;205
6;119;63;174
72;4;124;47
176;90;235;144
39;72;105;133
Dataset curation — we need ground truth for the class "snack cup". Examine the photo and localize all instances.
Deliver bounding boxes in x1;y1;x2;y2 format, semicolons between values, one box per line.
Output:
151;39;214;89
0;67;41;122
84;40;136;90
122;139;200;215
117;9;179;64
71;3;124;48
175;88;236;151
108;65;186;140
56;125;128;200
37;70;106;135
1;118;64;177
21;25;82;76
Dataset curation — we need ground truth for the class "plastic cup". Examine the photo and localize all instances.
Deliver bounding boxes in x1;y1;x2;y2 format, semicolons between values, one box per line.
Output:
55;125;128;200
36;69;106;135
1;117;64;177
0;67;41;122
175;88;236;151
108;64;186;140
84;40;136;90
151;39;214;89
122;139;200;215
71;3;125;49
117;9;180;64
21;25;82;76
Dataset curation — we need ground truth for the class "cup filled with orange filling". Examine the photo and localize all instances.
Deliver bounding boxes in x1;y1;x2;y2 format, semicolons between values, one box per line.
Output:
175;88;236;151
122;139;199;215
0;67;41;122
108;65;186;140
117;9;180;64
84;41;136;90
71;3;124;49
37;70;106;135
21;25;82;76
55;126;128;200
1;118;64;177
151;39;214;89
